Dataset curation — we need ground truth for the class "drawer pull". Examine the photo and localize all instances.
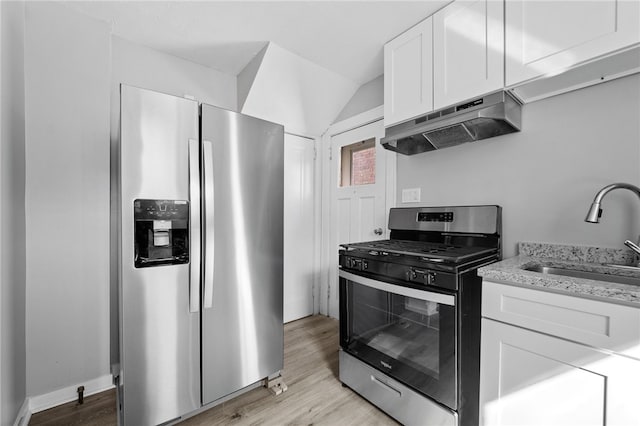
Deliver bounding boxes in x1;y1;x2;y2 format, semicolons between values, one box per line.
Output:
371;375;402;397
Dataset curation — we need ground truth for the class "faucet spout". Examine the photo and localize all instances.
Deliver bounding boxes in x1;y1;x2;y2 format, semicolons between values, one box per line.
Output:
584;183;640;223
585;183;640;266
624;240;640;256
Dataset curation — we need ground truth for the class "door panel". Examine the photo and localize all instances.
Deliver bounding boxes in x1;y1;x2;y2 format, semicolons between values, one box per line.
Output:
433;0;504;109
200;105;284;405
337;197;351;245
384;17;433;126
119;85;200;425
329;120;388;318
355;195;376;243
283;134;315;323
480;319;606;426
498;344;604;426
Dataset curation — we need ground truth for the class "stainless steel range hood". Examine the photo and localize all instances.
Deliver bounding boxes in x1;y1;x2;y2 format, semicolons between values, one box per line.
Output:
381;91;522;155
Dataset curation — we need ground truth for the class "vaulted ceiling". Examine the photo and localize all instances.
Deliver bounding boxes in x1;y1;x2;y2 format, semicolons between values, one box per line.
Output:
61;1;451;85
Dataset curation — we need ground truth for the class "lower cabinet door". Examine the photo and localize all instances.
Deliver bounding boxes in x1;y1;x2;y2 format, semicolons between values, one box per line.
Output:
479;318;640;426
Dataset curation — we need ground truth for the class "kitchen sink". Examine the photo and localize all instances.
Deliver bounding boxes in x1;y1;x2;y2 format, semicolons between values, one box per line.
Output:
523;264;640;286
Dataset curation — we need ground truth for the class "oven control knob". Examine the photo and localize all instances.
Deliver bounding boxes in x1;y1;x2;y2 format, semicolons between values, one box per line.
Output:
427;272;436;285
362;261;368;270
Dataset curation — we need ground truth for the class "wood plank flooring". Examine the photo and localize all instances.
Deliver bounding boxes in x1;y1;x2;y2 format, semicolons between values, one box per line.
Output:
29;315;398;425
29;389;116;426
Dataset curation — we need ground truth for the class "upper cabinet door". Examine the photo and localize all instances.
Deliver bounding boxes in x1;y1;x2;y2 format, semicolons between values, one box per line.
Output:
433;0;504;110
384;17;433;127
506;0;640;86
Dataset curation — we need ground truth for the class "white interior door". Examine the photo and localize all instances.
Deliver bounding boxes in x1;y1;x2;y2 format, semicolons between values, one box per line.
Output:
283;133;315;323
328;119;390;318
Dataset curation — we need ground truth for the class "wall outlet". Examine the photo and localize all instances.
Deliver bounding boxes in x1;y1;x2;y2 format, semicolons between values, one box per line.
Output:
402;188;421;203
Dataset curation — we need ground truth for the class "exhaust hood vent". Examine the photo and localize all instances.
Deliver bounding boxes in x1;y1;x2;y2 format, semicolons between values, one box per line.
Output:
381;91;522;155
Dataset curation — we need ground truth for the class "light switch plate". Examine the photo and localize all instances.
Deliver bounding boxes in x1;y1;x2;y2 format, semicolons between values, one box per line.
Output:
402;188;421;203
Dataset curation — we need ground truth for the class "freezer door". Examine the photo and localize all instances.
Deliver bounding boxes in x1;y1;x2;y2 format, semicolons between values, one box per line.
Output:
200;105;284;405
119;85;201;425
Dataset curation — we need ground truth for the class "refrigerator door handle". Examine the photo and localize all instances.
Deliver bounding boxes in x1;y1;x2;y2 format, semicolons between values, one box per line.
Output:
203;140;215;309
188;139;201;313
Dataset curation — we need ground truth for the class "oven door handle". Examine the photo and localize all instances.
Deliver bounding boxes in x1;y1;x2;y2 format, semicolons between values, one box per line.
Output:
339;270;455;306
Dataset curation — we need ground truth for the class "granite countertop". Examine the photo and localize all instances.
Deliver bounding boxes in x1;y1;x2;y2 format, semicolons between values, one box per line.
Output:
478;242;640;307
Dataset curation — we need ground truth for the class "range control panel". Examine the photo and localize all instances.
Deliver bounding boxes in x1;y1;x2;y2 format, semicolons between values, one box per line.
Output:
417;212;454;222
339;253;458;291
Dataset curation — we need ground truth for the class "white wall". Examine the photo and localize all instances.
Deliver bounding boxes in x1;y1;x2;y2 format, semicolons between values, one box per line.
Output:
20;2;240;405
24;1;111;399
111;36;237;114
333;75;384;123
1;2;27;423
396;74;640;258
237;44;268;111
240;42;359;137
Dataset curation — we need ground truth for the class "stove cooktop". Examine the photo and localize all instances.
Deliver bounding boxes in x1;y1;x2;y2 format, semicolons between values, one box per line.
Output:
341;239;498;263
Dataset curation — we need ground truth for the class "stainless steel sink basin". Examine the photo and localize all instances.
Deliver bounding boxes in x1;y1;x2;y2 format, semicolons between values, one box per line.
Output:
523;265;640;286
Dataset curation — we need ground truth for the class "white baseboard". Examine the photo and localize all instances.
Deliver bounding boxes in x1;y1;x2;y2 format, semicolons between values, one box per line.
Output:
28;374;114;415
13;399;31;426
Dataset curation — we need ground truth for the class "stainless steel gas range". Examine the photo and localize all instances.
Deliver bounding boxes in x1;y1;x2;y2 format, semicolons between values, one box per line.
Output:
338;205;502;426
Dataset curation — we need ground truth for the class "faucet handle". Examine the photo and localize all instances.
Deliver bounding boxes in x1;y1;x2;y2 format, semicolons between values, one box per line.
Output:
624;239;640;256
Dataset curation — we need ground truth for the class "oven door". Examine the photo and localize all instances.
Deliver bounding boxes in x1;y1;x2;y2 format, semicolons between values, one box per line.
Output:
339;269;457;410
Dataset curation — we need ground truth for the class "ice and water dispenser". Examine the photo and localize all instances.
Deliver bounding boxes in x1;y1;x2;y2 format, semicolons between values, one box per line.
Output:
134;199;189;268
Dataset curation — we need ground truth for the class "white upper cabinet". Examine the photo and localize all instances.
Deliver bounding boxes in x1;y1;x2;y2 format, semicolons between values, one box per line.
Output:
384;17;433;127
384;1;504;126
505;0;640;86
383;0;639;123
433;0;504;110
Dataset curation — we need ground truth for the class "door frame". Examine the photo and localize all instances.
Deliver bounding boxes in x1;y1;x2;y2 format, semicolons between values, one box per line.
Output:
319;106;396;318
283;132;319;322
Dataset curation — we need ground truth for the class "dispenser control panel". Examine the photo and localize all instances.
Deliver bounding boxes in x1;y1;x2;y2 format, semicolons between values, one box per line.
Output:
134;199;189;268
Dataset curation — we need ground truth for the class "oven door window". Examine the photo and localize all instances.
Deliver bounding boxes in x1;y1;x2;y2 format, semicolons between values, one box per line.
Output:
340;272;457;410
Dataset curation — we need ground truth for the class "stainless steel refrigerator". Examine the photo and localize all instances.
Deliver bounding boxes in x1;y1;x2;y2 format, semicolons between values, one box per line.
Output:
112;85;284;425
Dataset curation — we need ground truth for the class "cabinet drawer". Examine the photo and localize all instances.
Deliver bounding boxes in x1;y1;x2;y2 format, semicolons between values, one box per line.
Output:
340;350;455;426
482;280;640;359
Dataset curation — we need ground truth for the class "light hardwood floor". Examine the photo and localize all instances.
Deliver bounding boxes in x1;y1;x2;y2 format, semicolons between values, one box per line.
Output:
30;315;398;425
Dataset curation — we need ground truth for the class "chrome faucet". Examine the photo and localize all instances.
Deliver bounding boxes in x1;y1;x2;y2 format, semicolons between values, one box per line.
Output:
585;182;640;263
625;239;640;257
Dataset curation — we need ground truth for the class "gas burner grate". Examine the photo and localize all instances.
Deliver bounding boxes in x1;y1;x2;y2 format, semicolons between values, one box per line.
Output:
342;239;497;263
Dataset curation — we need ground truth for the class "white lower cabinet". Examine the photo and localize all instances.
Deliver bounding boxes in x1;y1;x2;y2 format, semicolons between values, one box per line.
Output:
480;281;640;426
